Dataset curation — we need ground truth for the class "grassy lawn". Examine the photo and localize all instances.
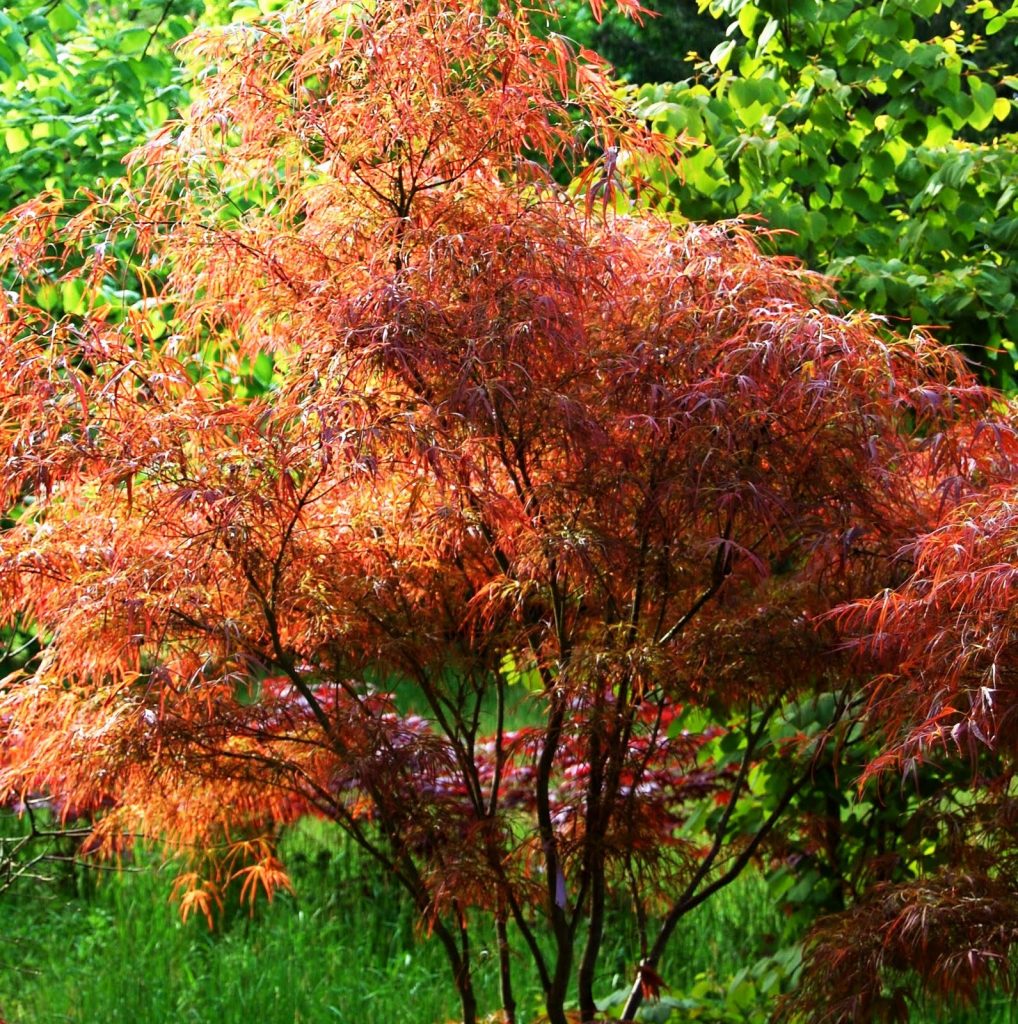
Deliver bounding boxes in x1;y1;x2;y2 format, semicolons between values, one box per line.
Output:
0;817;1014;1023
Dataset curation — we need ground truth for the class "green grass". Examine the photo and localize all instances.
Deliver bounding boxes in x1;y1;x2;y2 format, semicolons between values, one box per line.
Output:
0;817;780;1024
0;818;1015;1024
0;821;464;1024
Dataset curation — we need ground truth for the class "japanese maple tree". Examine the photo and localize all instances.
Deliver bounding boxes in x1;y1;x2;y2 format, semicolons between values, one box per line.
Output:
0;0;1003;1021
787;443;1018;1024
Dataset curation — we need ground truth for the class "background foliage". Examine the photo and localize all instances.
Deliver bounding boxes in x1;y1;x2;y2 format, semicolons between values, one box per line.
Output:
627;0;1018;380
554;0;725;83
4;0;1016;379
0;0;214;208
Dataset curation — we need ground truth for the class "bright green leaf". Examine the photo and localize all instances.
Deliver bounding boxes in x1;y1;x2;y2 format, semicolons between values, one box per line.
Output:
738;2;759;38
46;2;79;33
4;126;29;153
116;28;154;54
61;279;86;315
710;37;737;70
756;16;779;55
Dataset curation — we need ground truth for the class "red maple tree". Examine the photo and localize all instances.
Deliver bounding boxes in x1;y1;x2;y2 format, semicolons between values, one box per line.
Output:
0;0;1005;1021
787;445;1018;1023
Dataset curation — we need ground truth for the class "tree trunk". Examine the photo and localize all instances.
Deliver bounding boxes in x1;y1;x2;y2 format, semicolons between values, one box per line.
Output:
496;910;516;1024
431;918;478;1024
577;868;606;1021
456;967;478;1024
544;962;573;1024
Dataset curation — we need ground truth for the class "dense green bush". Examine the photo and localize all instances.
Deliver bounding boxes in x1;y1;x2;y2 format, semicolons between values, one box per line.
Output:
631;0;1018;380
2;0;200;207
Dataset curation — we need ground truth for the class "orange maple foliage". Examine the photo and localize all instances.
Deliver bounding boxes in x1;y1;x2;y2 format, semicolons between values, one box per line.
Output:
0;0;1009;1022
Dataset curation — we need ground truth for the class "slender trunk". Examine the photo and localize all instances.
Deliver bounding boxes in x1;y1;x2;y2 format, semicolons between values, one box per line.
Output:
536;693;573;1024
577;865;605;1022
456;967;478;1024
620;958;653;1023
496;909;516;1024
430;916;478;1024
545;950;573;1024
578;718;607;1023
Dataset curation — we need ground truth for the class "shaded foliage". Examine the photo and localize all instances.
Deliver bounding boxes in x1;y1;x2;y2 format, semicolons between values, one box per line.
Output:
553;0;725;84
785;411;1018;1020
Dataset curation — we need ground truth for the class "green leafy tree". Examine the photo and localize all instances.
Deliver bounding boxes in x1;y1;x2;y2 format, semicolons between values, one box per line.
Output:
634;0;1018;381
0;0;246;210
2;0;175;208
